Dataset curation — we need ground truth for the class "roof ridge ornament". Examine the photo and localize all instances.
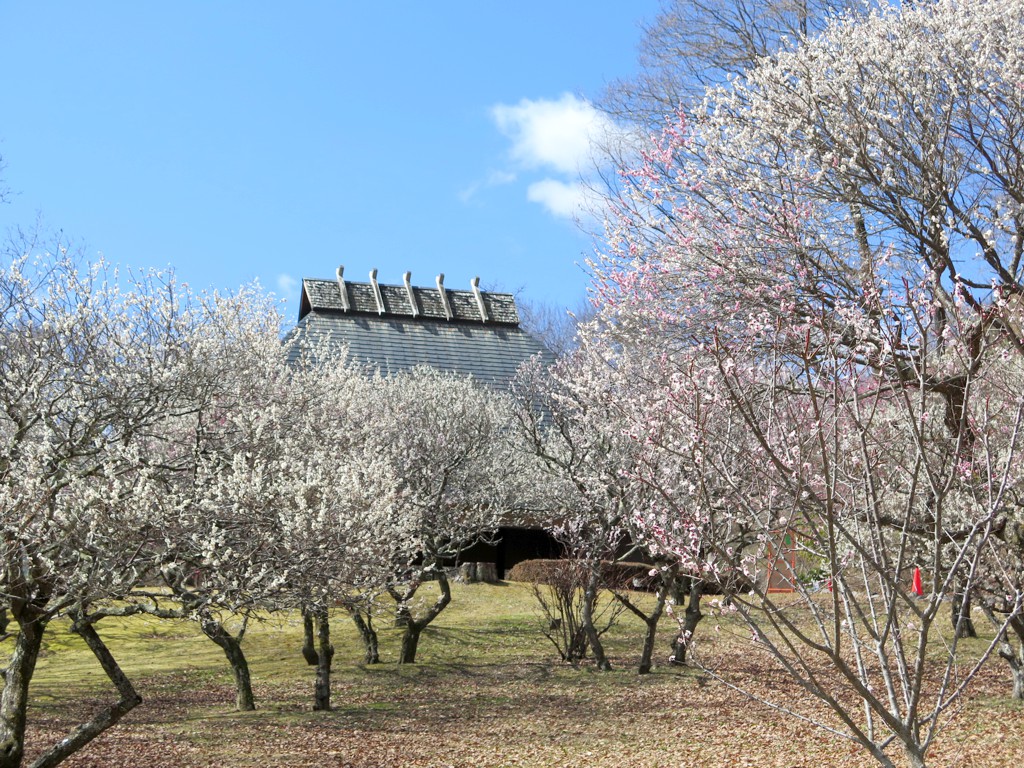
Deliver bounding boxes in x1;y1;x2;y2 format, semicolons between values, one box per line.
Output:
403;271;419;318
336;265;350;312
470;276;489;323
369;268;385;315
436;273;453;320
298;270;521;325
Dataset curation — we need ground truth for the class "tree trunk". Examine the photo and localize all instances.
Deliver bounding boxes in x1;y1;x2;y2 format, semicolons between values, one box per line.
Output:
951;586;977;639
197;611;255;711
398;570;451;664
996;613;1024;700
611;569;673;674
457;562;498;583
0;613;47;768
637;578;670;675
389;584;418;628
671;579;704;665
350;610;379;664
567;625;588;664
902;744;927;768
400;622;423;664
1007;647;1024;701
313;608;333;711
27;617;142;768
581;568;612;671
300;606;318;666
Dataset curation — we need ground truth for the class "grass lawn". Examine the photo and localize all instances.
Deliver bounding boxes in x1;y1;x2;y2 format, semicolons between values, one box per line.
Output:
10;581;1024;767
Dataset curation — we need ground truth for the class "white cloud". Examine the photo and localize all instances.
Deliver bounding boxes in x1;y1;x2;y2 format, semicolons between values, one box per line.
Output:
528;179;613;221
527;179;586;219
487;93;632;220
491;93;611;175
459;169;517;204
277;273;298;299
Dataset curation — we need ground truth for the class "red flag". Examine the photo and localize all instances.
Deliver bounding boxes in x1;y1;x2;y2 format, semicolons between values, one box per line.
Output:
912;567;923;597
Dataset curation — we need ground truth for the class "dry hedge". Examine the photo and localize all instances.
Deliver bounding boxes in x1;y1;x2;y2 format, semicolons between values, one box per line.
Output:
506;559;658;591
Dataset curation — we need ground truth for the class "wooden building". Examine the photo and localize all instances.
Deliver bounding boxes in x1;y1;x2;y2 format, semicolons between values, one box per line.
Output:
289;266;558;577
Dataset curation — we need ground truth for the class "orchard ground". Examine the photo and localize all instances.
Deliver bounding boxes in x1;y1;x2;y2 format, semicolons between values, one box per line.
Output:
13;582;1022;768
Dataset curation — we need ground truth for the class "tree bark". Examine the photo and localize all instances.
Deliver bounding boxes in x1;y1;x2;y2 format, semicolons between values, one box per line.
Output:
951;586;977;639
1005;642;1024;701
671;579;704;665
197;611;255;711
399;622;423;664
350;610;379;665
985;609;1024;700
581;568;612;671
612;570;672;674
28;616;142;768
637;578;670;675
398;570;451;664
1003;616;1024;700
312;608;333;711
388;583;417;628
394;602;412;628
300;606;318;666
0;612;47;768
902;744;927;768
457;562;498;583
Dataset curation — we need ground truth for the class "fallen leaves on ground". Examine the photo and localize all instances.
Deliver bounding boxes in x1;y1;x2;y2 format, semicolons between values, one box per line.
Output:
22;647;1023;768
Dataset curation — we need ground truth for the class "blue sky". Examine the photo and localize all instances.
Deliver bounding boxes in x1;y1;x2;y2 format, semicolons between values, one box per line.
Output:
1;2;659;324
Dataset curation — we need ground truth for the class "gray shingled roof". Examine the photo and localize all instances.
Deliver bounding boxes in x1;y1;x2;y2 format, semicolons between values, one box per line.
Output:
289;272;552;387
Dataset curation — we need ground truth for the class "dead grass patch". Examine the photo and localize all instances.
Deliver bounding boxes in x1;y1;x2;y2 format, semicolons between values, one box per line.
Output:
7;582;1023;767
